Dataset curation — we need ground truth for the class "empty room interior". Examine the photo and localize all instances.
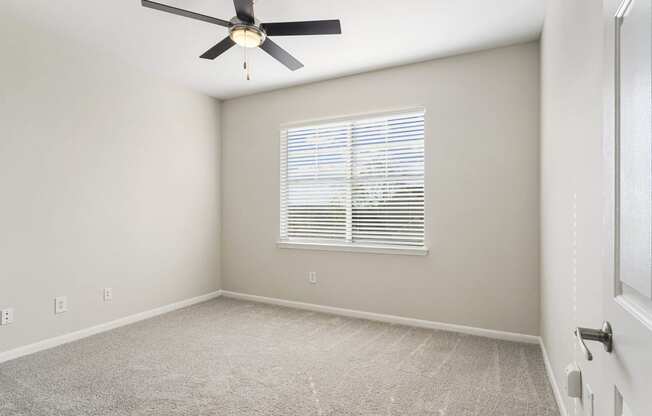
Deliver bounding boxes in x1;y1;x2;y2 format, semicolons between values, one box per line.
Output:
1;1;651;415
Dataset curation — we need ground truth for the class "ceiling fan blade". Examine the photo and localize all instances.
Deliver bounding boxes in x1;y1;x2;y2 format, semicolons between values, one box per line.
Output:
142;0;230;27
259;39;303;71
233;0;255;23
200;37;236;60
262;20;342;36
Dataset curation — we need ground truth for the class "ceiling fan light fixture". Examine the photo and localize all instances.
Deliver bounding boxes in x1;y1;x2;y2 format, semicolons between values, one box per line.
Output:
229;25;265;48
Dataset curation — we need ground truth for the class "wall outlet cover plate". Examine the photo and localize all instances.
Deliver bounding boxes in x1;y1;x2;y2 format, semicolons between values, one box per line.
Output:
54;296;68;314
1;308;14;325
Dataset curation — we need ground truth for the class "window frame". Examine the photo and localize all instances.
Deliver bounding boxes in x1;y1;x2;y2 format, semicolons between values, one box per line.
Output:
277;107;428;256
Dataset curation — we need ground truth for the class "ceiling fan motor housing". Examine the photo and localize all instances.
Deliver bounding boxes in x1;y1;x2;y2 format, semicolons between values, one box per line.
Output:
228;17;266;48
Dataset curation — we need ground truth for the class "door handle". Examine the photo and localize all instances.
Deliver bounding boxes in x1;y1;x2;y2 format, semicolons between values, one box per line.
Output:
574;321;613;361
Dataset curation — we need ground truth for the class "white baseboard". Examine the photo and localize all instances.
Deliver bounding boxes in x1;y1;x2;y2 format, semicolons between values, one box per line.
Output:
221;290;539;344
0;290;222;364
539;338;568;416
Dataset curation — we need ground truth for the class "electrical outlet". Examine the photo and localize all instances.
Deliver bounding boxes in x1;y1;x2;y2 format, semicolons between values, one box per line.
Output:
308;272;317;284
103;288;113;302
1;308;14;326
54;296;68;314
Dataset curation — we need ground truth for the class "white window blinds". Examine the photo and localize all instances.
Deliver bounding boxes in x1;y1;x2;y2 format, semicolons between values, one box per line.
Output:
280;109;425;249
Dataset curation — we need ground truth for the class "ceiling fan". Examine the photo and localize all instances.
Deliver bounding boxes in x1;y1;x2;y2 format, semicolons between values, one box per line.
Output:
141;0;342;76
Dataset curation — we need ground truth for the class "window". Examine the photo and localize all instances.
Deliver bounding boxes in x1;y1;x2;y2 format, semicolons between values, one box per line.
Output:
279;109;426;255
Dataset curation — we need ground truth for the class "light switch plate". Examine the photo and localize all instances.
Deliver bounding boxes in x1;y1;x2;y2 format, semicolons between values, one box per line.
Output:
103;288;113;302
54;296;68;314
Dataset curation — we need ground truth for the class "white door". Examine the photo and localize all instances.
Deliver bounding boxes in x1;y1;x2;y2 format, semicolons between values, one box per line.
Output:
602;0;652;415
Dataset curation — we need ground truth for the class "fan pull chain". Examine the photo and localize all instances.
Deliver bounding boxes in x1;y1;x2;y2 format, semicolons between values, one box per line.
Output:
247;1;254;81
242;30;251;81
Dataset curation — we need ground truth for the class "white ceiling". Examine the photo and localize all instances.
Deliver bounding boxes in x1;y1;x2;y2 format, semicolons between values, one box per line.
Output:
5;1;544;99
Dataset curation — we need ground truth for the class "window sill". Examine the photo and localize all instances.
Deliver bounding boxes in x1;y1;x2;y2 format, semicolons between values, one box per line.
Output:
276;241;429;256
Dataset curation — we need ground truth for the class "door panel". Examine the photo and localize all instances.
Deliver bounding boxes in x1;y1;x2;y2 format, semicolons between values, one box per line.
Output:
618;0;652;302
604;1;652;416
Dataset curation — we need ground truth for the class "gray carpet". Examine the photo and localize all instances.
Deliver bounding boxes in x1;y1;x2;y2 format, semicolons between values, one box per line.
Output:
0;298;559;415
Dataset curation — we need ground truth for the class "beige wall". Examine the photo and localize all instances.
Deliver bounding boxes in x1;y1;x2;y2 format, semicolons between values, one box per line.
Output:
221;42;541;335
0;15;221;353
540;1;605;414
